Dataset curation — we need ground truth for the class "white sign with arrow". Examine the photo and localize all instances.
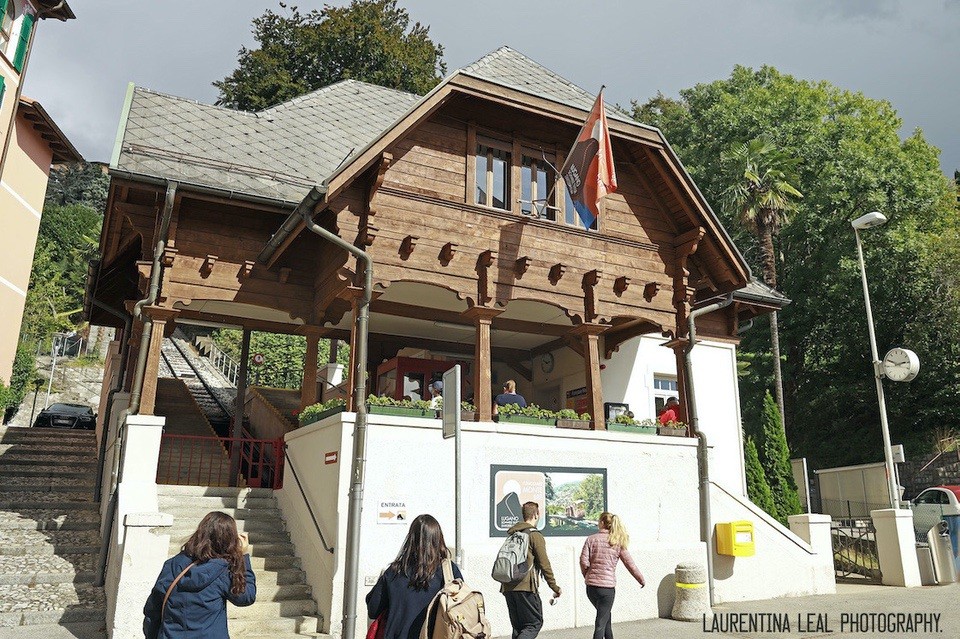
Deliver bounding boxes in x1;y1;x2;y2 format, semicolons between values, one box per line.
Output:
377;501;407;524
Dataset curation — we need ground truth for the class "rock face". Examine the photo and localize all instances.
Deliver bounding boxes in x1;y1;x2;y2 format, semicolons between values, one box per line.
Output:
0;426;106;636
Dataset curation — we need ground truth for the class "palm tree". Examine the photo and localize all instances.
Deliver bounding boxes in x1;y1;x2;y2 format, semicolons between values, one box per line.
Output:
722;137;802;434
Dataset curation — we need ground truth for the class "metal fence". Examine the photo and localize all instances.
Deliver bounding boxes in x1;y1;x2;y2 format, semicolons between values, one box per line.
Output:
157;432;284;489
831;517;882;583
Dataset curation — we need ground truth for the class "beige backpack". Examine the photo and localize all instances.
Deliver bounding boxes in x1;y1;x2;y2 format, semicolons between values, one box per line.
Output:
420;559;492;639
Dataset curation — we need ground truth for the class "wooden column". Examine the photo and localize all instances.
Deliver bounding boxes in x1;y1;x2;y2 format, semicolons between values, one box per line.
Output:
462;306;502;422
139;306;178;415
229;328;252;486
663;338;691;427
300;329;321;410
571;324;608;430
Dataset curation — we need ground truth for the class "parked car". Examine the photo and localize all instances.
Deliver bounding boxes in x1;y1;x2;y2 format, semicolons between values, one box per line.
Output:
911;486;960;536
32;403;96;430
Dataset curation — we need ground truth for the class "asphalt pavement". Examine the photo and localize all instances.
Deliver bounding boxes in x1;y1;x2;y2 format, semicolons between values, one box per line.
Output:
527;582;958;639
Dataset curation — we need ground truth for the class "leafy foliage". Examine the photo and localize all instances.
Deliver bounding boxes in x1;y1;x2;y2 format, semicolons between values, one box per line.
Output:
366;394;431;410
45;163;109;212
212;330;349;389
215;1;446;110
298;397;346;425
757;392;803;523
633;65;960;469
744;436;778;519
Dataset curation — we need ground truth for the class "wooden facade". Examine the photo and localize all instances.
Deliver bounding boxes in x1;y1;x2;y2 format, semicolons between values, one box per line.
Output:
89;56;781;429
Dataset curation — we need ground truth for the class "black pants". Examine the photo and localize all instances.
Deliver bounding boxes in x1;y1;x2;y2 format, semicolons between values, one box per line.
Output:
586;585;616;639
504;591;543;639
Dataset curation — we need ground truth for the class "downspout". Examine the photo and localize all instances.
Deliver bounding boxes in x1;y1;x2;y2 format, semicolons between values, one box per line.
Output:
296;189;371;639
684;292;734;606
95;181;177;586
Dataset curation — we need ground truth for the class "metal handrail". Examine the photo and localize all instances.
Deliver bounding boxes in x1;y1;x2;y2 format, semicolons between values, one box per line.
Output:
283;444;334;553
158;432;284;489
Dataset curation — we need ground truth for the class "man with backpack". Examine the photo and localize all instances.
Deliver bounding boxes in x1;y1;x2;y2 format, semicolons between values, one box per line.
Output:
496;502;561;639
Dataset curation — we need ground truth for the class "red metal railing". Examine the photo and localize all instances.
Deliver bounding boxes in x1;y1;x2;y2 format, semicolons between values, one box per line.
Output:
157;432;285;489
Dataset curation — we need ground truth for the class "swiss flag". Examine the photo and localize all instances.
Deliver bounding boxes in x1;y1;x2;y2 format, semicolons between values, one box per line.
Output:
560;91;617;229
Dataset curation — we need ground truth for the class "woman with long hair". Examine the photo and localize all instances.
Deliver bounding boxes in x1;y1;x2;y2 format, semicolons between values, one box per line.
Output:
366;514;462;639
579;512;645;639
144;511;256;639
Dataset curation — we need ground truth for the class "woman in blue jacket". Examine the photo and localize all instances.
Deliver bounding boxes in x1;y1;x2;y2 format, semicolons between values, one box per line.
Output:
366;514;462;639
144;511;257;639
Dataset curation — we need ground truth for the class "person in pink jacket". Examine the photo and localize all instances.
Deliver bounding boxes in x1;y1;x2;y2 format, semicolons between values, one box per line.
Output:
579;512;645;639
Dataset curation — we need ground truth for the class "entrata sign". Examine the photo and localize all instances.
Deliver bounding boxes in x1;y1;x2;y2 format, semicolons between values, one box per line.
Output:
378;501;407;524
251;353;266;366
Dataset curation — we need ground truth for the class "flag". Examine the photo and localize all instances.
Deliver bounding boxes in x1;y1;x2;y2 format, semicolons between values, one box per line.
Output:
560;90;617;229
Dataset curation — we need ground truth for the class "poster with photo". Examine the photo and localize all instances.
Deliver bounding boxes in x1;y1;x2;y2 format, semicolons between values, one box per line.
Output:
490;464;607;537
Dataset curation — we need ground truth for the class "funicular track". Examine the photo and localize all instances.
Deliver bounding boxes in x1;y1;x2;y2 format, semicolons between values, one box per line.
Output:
160;334;233;436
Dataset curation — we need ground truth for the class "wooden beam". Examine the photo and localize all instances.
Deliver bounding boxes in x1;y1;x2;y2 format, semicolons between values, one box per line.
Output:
370;300;571;336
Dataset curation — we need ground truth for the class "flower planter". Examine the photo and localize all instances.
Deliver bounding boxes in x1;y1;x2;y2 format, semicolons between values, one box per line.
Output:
367;404;434;418
460;411;477;422
657;426;687;437
606;422;657;435
314;406;346;422
498;414;557;427
557;418;592;430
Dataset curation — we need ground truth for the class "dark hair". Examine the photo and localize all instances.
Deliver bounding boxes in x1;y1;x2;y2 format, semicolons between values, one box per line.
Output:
522;501;540;522
182;511;246;595
389;514;449;590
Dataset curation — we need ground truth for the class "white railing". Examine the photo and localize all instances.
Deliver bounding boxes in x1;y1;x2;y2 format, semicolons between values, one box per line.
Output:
206;342;240;386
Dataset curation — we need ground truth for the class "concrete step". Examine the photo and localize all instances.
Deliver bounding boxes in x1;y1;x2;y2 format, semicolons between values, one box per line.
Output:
0;554;96;585
156;495;277;509
0;494;98;510
0;529;99;556
248;582;312;602
168;516;285;535
0;584;104;627
0;478;95;493
0;620;106;639
0;510;99;531
228;615;322;637
0;427;97;441
158;485;274;499
0;466;96;480
0;455;97;467
168;529;289;548
167;542;296;558
159;506;281;522
229;597;316;618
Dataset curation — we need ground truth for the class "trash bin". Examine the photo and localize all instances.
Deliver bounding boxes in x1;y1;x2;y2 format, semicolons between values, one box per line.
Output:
928;521;957;584
916;544;936;585
943;515;960;575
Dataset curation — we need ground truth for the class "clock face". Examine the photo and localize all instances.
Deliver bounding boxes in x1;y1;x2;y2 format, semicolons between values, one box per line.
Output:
882;348;920;382
541;353;555;373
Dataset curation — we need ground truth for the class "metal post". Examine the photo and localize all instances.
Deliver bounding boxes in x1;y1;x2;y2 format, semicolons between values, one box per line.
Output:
455;411;462;565
853;229;898;509
28;383;40;426
230;329;251;486
45;334;61;409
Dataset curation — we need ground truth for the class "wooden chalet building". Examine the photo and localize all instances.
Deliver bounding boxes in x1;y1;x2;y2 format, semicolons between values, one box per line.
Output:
89;46;784;431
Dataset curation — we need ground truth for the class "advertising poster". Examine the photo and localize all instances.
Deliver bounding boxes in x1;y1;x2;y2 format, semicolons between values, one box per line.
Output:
490;464;607;537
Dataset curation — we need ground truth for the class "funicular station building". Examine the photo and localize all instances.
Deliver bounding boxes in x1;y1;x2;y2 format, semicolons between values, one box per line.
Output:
88;48;834;638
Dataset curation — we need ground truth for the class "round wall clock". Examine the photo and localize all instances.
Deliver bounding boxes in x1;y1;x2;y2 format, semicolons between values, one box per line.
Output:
540;352;555;373
881;347;920;382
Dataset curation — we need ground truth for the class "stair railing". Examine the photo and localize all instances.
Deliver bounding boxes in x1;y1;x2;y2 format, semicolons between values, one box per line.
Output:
283;444;334;553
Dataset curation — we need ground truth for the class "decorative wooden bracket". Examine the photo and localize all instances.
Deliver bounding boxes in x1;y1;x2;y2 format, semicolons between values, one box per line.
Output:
614;276;630;297
367;151;393;213
549;263;566;285
439;242;457;266
240;260;255;279
355;225;378;248
476;249;497;306
643;282;660;302
514;256;531;279
200;255;218;278
399;235;418;260
161;246;178;268
279;267;292;284
582;269;601;322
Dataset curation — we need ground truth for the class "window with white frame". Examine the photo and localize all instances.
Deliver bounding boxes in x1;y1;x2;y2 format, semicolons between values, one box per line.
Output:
0;0;16;54
653;375;678;415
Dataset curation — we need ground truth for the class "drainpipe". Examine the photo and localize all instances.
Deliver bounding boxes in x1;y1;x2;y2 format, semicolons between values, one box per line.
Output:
683;292;734;606
296;191;371;639
95;181;177;586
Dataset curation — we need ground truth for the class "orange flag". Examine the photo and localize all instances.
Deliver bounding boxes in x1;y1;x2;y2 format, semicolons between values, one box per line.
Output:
560;90;617;229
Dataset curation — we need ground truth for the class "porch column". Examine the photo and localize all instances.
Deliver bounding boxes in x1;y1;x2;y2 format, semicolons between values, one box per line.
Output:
139;306;178;415
571;323;608;430
229;328;251;486
664;339;690;425
300;329;321;410
462;306;502;422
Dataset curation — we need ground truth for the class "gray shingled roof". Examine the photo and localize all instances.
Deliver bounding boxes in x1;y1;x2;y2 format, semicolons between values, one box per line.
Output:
114;80;420;203
735;279;791;307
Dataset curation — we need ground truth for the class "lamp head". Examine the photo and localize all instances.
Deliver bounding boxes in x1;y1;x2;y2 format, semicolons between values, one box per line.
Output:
851;211;888;230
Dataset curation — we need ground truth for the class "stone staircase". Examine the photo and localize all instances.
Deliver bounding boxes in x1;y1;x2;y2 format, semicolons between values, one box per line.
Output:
0;426;106;636
158;485;326;638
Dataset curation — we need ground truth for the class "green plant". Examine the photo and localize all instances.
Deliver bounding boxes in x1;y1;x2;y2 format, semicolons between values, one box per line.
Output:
555;408;591;421
460;401;476;412
660;419;687;430
298;398;347;425
613;413;637;425
366;394;431;410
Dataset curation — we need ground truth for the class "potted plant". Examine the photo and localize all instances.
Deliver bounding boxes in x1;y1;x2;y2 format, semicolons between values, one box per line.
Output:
497;403;557;427
366;394;434;418
606;414;658;435
658;419;688;437
556;409;592;430
460;400;477;422
298;398;346;426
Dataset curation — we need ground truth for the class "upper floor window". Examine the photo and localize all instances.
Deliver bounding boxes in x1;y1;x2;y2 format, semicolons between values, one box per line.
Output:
0;0;16;54
0;1;34;73
653;375;678;414
475;136;511;210
521;152;556;218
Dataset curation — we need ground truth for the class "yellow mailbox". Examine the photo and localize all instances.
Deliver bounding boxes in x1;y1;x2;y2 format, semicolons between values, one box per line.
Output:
716;520;755;557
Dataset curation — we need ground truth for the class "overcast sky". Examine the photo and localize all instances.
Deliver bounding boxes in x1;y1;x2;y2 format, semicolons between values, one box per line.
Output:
27;0;960;175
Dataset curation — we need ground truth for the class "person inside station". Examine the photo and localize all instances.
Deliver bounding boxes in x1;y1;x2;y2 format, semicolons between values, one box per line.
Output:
658;397;680;425
428;380;443;409
493;379;527;417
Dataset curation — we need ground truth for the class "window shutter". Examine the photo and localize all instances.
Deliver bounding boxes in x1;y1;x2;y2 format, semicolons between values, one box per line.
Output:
13;11;34;72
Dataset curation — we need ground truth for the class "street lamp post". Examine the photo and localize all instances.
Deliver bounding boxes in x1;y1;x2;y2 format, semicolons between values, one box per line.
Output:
851;211;898;510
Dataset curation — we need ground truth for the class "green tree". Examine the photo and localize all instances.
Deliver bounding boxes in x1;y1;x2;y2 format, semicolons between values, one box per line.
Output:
756;392;803;524
45;162;109;212
633;66;960;470
721;137;802;429
744;435;778;520
573;474;606;520
213;330;349;389
215;1;446;110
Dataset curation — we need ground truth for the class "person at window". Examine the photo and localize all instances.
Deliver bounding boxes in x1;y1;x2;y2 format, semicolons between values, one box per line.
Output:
428;380;443;410
493;379;527;416
580;512;645;639
366;514;462;639
658;397;680;425
501;501;560;639
143;511;256;639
